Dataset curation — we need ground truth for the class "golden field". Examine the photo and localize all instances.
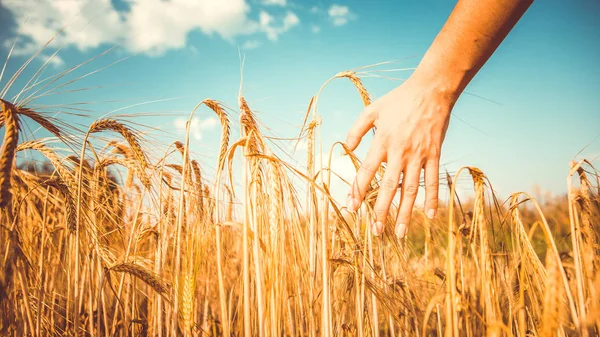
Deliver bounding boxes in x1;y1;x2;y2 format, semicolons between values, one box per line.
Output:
0;55;599;337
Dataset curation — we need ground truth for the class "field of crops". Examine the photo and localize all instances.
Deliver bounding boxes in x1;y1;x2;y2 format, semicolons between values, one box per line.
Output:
0;53;599;337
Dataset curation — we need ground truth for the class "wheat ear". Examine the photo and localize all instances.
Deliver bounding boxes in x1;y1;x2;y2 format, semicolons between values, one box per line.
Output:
88;119;150;188
110;262;170;297
0;99;20;208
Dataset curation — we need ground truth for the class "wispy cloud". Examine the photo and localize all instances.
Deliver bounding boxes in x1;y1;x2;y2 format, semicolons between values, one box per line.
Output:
174;116;217;141
2;0;300;57
328;4;353;26
39;54;65;68
259;10;300;41
261;0;287;6
241;40;261;50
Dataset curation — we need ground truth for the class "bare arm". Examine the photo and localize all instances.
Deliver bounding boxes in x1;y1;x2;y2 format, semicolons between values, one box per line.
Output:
416;0;534;99
345;0;533;238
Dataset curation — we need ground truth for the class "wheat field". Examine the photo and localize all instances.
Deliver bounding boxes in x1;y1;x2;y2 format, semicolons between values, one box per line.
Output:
0;49;599;337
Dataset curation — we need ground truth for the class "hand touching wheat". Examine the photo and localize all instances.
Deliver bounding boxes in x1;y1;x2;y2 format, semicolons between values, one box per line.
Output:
345;0;533;238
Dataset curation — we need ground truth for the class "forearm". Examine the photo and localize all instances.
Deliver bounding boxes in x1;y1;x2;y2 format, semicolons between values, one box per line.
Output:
413;0;533;100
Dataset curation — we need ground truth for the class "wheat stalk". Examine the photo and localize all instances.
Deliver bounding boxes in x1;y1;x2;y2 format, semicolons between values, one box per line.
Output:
2;50;599;336
541;250;563;336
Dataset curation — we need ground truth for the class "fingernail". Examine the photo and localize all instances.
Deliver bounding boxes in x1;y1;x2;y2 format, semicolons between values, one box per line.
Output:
395;223;407;239
346;195;358;212
426;209;436;220
372;221;384;236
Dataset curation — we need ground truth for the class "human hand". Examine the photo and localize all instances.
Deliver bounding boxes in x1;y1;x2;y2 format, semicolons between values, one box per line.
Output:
345;75;456;238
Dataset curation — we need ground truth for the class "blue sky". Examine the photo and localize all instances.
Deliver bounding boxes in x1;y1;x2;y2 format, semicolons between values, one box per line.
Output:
1;0;599;202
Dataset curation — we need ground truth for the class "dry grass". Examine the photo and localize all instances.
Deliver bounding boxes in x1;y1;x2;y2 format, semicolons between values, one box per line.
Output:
0;54;599;337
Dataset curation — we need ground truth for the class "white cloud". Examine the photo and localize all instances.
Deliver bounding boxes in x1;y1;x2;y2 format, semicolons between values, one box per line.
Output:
328;4;350;17
174;116;217;141
125;0;258;54
283;11;300;28
325;153;359;203
328;4;352;26
260;10;300;41
330;154;358;184
39;54;65;68
332;17;348;26
2;0;300;57
241;40;261;50
259;10;275;27
4;0;126;51
311;25;321;33
2;38;65;69
261;0;287;6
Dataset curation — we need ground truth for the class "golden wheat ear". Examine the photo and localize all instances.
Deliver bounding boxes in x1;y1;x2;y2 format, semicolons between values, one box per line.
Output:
0;100;20;208
87;118;151;188
335;70;372;106
202;99;230;172
110;262;170;300
43;177;77;231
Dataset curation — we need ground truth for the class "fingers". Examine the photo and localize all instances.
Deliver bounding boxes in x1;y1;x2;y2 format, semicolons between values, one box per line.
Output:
371;158;403;236
347;141;384;212
395;164;422;239
424;157;440;220
345;106;376;151
371;156;402;235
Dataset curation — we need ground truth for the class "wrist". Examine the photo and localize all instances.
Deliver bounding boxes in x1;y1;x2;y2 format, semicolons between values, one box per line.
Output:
409;65;463;110
411;33;477;104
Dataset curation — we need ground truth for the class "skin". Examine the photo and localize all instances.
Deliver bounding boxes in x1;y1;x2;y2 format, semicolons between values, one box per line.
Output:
345;0;534;238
